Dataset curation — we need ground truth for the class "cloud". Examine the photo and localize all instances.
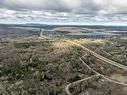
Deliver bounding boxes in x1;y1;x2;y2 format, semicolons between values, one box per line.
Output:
0;0;127;24
0;0;127;14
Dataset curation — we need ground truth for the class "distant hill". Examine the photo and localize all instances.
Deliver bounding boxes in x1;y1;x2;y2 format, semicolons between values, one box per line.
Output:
0;23;127;31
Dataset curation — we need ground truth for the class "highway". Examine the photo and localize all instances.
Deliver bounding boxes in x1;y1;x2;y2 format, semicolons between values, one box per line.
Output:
80;58;127;86
67;40;127;71
65;40;127;95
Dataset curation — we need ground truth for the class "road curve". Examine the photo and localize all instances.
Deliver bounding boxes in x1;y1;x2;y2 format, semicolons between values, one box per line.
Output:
65;75;95;95
80;58;127;86
67;40;127;71
65;57;127;95
65;40;127;95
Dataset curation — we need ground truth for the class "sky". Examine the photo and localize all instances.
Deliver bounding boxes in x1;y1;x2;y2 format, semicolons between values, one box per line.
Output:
0;0;127;25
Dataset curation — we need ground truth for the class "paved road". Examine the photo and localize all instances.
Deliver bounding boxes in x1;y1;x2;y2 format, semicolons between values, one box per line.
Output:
65;75;95;95
65;40;127;95
66;57;127;95
80;58;127;86
67;40;127;71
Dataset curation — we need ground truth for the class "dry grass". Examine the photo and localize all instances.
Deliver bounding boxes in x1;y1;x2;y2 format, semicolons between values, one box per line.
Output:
52;41;74;49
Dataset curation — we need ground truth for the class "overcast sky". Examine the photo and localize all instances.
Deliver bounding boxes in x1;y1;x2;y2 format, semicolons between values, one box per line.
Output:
0;0;127;25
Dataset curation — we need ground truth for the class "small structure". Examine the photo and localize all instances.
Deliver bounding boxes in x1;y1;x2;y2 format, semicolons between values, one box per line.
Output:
40;28;44;37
